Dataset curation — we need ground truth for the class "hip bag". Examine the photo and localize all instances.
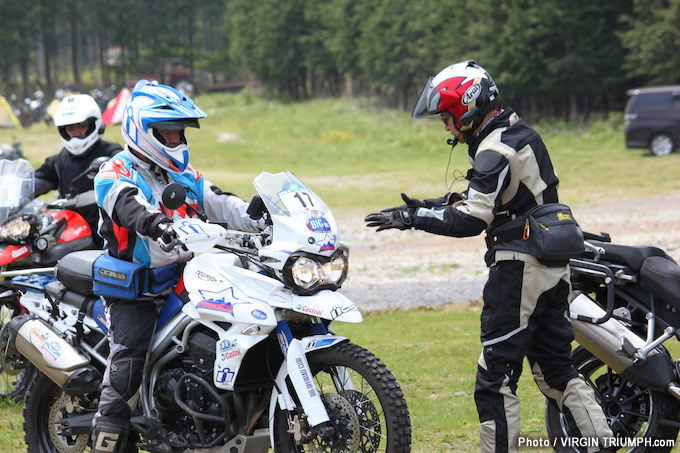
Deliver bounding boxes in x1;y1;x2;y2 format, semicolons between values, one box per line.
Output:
92;254;179;300
487;203;584;264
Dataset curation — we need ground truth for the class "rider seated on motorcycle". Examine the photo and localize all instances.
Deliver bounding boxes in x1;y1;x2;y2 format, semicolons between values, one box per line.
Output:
34;94;122;246
91;80;263;453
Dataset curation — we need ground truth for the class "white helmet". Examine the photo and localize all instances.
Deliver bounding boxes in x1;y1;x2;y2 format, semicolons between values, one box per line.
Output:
121;80;206;173
54;94;104;156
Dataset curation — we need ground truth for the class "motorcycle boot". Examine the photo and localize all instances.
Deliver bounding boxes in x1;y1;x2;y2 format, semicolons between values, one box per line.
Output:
92;416;137;453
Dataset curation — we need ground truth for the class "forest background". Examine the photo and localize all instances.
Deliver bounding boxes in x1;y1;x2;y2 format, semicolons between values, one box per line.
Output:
1;0;679;123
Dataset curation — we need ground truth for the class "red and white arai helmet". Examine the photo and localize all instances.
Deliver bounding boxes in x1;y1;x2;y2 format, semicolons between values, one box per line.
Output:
412;60;500;137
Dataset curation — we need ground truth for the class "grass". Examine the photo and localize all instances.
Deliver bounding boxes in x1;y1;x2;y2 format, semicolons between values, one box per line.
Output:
1;93;679;451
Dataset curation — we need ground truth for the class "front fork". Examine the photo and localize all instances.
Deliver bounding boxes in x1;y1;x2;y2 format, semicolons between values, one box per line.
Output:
274;320;331;428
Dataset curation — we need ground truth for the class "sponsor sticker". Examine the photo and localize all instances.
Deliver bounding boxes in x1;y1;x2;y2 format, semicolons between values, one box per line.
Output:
462;83;481;105
307;216;331;233
251;309;267;320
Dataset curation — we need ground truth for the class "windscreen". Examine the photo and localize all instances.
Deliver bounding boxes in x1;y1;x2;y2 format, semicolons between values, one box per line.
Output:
0;159;34;223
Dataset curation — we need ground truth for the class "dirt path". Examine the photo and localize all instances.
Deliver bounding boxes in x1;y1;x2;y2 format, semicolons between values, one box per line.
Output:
338;192;680;311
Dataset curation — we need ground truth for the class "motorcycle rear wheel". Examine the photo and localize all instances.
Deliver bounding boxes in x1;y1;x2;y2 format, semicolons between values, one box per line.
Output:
23;371;93;453
273;342;411;453
545;346;679;452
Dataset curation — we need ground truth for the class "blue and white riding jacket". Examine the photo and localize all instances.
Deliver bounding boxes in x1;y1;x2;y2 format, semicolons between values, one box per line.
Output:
94;147;259;268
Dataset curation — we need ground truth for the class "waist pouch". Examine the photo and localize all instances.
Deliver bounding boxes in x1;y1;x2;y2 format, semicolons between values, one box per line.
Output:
488;203;584;264
93;254;179;300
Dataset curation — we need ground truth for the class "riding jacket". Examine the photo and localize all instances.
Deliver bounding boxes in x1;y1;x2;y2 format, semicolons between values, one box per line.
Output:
412;108;560;265
94;147;259;268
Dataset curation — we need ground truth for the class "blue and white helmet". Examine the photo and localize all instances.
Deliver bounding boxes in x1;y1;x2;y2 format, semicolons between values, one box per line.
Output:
121;80;207;172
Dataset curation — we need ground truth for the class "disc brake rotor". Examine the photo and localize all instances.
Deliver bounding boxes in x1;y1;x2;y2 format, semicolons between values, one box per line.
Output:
309;393;360;453
341;390;381;452
48;394;89;453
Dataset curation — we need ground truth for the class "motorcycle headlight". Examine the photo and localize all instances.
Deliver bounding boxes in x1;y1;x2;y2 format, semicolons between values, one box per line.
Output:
283;248;349;295
291;257;321;289
0;217;32;243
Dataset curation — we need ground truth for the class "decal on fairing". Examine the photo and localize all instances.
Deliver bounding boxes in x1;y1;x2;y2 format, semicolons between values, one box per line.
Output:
196;287;249;316
330;304;358;320
215;365;235;384
296;304;323;316
251;309;267;320
218;339;241;360
195;270;222;283
313;233;336;252
306;216;331;233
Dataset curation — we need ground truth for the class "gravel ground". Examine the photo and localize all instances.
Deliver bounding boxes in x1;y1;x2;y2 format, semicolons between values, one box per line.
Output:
337;192;680;311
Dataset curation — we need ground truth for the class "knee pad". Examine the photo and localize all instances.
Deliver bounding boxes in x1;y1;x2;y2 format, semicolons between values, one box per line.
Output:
109;357;145;401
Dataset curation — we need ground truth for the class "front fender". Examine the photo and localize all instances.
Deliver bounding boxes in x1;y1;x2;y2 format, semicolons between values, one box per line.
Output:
291;290;362;323
267;335;349;447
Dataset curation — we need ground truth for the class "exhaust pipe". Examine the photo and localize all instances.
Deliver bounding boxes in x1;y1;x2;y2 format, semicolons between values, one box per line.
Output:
569;292;674;392
7;315;101;395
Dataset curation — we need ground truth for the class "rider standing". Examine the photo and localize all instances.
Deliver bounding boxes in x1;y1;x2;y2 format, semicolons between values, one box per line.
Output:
35;94;121;244
365;61;613;452
91;80;262;452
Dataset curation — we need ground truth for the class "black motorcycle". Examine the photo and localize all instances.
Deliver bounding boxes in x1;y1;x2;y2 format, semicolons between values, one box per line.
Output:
545;232;680;452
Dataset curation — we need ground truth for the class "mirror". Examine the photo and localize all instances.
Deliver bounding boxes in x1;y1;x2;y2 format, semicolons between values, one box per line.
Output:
162;183;186;210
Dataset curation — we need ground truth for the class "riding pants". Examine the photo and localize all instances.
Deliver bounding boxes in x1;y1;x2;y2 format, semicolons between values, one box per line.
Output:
474;251;612;453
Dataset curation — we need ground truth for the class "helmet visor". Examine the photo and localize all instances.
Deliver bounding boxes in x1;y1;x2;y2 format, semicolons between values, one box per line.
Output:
147;118;200;130
412;77;437;119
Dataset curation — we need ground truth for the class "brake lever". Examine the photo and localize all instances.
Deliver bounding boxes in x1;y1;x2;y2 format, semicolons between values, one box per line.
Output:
159;238;180;252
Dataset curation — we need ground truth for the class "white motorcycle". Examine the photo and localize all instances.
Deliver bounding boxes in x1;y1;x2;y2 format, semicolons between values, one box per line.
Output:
10;171;412;453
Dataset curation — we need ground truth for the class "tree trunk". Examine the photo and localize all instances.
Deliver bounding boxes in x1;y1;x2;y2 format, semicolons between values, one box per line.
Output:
569;92;579;124
69;1;81;88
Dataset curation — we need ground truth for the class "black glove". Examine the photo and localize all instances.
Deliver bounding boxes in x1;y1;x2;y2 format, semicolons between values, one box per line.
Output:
246;194;266;220
153;222;177;245
364;209;415;232
381;193;426;212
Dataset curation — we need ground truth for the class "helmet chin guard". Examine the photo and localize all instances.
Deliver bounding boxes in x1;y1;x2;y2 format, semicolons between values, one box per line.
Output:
121;80;206;172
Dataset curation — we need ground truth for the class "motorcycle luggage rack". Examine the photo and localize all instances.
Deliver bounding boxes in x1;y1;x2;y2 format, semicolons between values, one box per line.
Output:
570;257;677;363
568;258;616;325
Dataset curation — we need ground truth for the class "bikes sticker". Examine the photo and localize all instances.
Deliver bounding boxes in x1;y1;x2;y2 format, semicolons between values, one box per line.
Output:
330;304;358;320
251;309;267;320
215;365;235;384
296;304;323;316
196;287;248;316
306;216;331;233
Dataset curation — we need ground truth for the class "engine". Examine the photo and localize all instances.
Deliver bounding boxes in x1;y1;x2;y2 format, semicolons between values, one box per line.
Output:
153;330;231;449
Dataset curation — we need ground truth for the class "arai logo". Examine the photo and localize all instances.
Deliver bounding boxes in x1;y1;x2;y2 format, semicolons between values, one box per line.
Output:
462;83;481;105
307;216;331;233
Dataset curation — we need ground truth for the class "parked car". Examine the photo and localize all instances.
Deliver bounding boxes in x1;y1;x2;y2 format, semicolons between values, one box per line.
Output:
624;85;680;156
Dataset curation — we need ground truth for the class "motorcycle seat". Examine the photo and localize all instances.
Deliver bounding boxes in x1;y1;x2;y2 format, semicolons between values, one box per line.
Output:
589;241;676;272
56;250;105;296
640;256;680;309
45;280;97;318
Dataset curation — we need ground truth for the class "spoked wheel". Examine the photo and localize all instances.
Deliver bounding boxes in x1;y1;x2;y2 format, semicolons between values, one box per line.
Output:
274;342;411;453
545;347;679;452
0;295;35;400
23;371;95;453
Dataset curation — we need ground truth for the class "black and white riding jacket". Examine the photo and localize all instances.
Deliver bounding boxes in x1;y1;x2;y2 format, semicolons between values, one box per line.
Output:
413;108;560;260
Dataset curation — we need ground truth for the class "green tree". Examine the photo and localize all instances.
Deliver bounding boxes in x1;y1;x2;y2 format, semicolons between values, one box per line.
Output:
620;0;680;85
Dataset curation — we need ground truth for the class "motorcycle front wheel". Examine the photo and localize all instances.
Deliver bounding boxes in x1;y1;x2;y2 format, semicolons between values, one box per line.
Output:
545;346;679;453
273;342;412;453
0;295;36;400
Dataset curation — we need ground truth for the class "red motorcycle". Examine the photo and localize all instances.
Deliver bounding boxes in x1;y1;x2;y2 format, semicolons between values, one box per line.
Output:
0;157;105;399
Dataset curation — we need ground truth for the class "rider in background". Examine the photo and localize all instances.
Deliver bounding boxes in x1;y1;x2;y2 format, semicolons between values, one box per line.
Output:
34;94;121;244
365;61;613;452
91;80;262;453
